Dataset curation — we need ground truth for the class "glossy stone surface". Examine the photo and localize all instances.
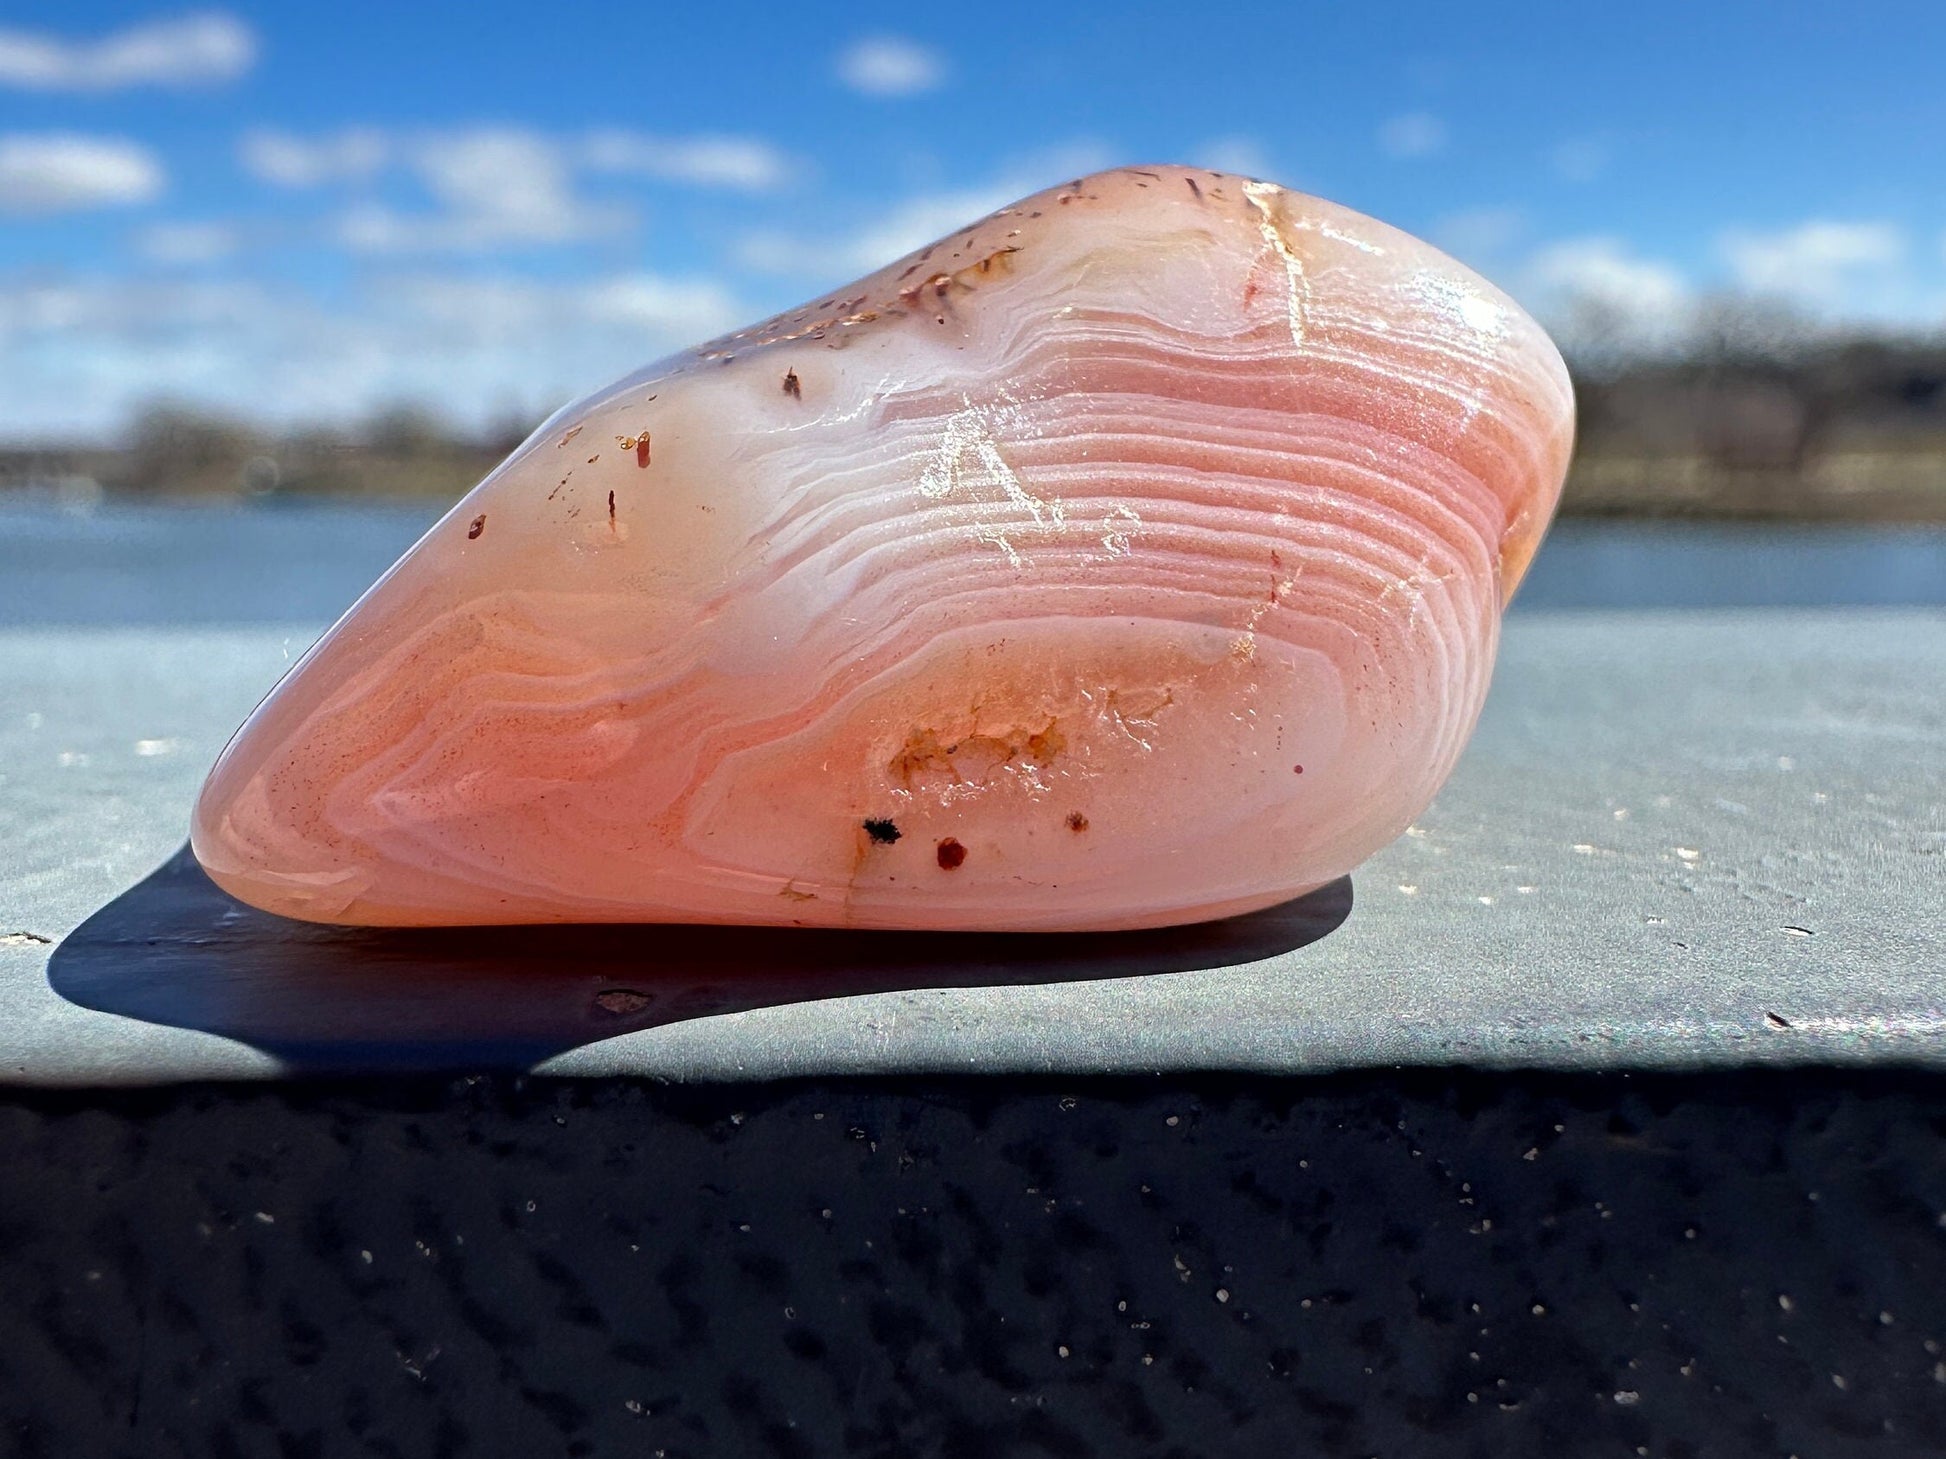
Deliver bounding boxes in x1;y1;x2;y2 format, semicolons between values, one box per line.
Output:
191;166;1574;930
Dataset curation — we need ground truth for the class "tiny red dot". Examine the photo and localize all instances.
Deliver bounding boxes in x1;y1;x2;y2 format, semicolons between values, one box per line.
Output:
1293;765;1304;774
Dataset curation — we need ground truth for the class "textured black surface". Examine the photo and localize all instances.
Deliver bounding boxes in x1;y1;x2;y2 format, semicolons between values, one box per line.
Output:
3;1072;1944;1458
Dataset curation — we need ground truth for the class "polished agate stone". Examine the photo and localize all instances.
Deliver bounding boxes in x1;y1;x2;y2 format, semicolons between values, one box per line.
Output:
192;166;1574;930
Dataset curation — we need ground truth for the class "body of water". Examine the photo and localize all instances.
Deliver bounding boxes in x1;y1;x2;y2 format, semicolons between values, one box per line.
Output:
3;497;1944;625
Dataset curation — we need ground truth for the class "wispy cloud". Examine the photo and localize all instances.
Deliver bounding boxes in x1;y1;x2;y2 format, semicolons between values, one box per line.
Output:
1432;207;1528;268
1378;112;1447;160
1515;221;1940;359
336;130;628;254
240;129;389;188
0;269;744;438
135;220;240;266
1523;236;1692;355
244;126;791;196
0;11;254;92
736;183;1017;279
386;273;740;347
579;131;791;192
0;135;164;215
1721;220;1907;306
236;126;793;254
737;145;1111;285
835;36;945;97
412;131;599;233
833;186;1022;269
1529;237;1689;316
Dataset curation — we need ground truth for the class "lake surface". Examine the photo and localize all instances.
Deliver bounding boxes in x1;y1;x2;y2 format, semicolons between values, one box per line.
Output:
3;496;1944;625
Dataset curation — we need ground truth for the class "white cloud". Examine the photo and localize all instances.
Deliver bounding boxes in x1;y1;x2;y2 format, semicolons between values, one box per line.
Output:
245;124;789;197
334;201;628;255
1721;220;1906;307
0;135;164;215
1521;236;1692;355
1433;207;1528;266
240;129;388;188
413;130;575;222
0;269;745;439
1378;112;1447;160
577;275;743;336
1513;224;1942;357
580;131;790;191
850;186;1023;267
239;126;795;252
337;129;629;253
0;11;254;92
136;220;240;265
737;145;1112;284
738;185;1019;280
1528;238;1689;317
836;36;945;96
390;273;740;347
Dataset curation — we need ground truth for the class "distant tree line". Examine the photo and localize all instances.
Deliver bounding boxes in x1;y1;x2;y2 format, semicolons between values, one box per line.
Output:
1566;300;1946;519
3;314;1944;520
0;404;526;504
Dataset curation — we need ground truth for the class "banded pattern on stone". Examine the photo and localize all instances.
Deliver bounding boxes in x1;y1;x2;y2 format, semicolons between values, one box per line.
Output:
192;166;1574;930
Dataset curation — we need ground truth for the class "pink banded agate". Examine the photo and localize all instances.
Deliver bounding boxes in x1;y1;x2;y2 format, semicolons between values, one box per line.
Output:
191;166;1575;931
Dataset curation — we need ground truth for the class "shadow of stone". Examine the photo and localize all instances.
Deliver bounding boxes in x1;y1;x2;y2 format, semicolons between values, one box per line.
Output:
48;845;1353;1075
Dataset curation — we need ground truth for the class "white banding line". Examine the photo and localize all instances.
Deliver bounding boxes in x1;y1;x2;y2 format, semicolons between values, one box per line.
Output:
1243;181;1310;350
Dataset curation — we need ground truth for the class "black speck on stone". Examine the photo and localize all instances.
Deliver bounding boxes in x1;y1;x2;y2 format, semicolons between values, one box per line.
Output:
862;818;901;845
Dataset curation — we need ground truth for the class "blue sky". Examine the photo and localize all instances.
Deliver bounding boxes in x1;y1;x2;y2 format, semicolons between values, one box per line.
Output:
3;1;1944;439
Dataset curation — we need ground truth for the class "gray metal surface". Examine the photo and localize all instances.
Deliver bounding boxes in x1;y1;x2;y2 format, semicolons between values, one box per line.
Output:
4;594;1941;1085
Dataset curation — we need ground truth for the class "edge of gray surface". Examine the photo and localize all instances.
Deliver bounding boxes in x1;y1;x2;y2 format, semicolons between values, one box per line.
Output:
4;607;1943;1086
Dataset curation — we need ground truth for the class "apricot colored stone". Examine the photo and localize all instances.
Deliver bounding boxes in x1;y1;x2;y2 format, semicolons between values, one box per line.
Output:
192;166;1573;929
